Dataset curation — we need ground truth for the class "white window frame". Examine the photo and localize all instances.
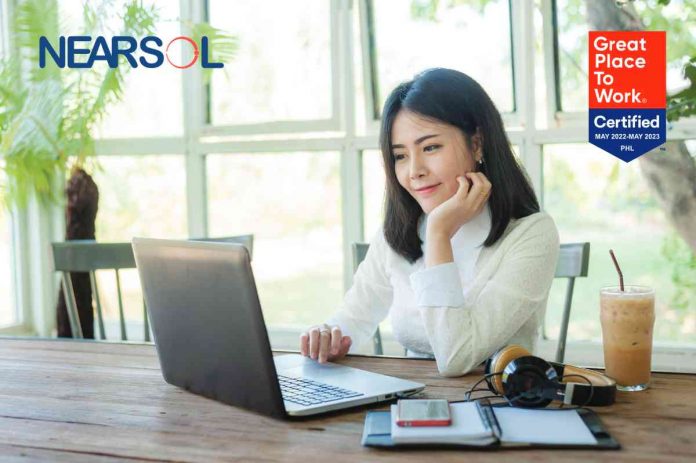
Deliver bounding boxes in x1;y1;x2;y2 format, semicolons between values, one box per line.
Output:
4;0;695;371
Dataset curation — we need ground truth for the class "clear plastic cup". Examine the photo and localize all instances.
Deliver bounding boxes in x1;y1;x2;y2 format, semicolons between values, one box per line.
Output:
600;285;655;391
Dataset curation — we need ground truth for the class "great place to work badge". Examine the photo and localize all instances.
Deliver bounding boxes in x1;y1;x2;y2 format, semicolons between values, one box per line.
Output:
588;31;666;162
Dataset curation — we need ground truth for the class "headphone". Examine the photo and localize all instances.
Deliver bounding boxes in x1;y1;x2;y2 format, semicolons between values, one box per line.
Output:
483;345;616;408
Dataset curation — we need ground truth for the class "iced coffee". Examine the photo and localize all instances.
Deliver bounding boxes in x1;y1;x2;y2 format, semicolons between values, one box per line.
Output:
600;286;655;391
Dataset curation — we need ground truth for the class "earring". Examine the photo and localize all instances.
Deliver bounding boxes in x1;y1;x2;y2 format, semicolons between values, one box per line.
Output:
477;153;484;165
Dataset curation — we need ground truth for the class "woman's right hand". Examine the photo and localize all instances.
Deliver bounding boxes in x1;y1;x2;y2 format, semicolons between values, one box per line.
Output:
299;324;352;363
427;172;492;240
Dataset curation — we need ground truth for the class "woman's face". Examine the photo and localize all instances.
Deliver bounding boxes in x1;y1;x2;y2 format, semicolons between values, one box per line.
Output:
390;109;480;214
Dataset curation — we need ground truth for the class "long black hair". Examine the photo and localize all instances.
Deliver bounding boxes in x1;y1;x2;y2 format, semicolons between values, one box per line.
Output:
379;68;539;264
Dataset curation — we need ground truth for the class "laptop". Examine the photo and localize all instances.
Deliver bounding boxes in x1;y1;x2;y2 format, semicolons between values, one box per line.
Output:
132;238;424;419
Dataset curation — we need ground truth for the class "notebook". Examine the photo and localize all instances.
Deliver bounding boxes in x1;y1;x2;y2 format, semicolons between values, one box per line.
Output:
362;400;620;450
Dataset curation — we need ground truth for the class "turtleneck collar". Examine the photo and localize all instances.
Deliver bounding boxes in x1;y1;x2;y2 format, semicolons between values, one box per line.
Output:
417;204;492;249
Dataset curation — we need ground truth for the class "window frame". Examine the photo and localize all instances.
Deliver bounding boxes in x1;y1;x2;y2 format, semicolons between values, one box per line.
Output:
358;0;521;137
200;0;343;137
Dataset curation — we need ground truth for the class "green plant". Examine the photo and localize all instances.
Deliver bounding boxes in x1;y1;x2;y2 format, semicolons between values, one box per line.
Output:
661;232;696;314
654;0;696;121
0;0;236;209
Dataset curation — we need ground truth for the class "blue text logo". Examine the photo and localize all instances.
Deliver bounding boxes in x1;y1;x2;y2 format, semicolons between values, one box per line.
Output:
39;35;224;69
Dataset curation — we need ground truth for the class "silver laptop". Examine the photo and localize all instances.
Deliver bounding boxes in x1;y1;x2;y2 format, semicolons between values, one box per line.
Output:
132;238;424;418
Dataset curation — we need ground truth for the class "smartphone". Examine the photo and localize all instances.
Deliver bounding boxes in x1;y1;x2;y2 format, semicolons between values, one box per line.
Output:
395;399;452;427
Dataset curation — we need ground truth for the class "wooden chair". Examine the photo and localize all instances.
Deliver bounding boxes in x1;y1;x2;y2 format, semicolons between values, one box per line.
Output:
351;241;590;361
51;235;254;341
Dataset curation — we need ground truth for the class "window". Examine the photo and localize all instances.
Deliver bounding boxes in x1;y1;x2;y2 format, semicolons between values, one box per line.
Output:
364;0;514;119
543;142;696;346
207;0;334;127
92;156;187;241
207;151;343;349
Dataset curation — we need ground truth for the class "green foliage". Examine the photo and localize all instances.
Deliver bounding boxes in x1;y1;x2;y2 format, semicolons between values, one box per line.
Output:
410;0;440;21
1;0;67;207
409;0;491;21
661;232;696;313
188;22;238;84
667;58;696;121
1;80;66;206
631;0;696;121
0;0;236;210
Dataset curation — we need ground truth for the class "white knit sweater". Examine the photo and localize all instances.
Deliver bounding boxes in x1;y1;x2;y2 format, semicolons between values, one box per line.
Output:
326;209;560;377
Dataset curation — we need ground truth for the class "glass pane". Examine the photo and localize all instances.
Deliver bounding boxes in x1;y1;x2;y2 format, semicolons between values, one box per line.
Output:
368;0;514;117
57;1;183;138
208;0;333;126
88;155;187;340
555;0;693;112
543;143;696;346
0;168;16;327
207;151;343;349
91;156;187;241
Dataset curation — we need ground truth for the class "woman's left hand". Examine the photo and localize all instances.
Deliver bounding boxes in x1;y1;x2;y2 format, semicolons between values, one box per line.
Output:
427;172;492;239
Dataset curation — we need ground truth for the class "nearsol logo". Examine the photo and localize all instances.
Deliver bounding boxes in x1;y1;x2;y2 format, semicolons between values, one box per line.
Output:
39;35;224;69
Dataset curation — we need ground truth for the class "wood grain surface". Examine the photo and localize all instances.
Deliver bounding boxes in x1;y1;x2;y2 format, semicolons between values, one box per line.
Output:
0;338;694;462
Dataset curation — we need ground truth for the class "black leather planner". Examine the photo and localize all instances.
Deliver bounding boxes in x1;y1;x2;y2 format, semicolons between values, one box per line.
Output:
361;400;620;450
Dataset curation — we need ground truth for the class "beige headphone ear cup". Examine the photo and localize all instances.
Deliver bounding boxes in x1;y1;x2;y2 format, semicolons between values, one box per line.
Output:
490;345;532;395
562;363;616;387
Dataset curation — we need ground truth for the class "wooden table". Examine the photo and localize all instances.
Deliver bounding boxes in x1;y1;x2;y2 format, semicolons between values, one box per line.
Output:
1;338;694;462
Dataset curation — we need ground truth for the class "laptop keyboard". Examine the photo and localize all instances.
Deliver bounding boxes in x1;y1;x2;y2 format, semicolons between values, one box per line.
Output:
278;375;364;406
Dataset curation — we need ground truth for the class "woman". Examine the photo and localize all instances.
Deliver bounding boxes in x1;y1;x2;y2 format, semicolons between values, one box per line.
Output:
299;68;559;376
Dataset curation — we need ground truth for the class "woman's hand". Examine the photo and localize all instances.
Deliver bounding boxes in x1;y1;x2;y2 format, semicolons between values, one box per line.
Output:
299;324;352;363
427;172;492;239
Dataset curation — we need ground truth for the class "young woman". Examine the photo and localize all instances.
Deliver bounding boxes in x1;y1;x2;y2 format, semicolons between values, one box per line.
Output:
299;68;559;376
